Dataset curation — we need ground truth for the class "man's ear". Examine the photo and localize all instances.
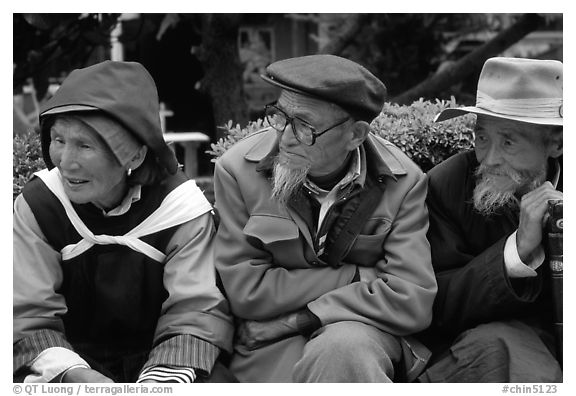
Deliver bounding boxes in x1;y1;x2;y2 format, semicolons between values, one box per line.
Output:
346;121;370;151
547;131;563;159
128;146;148;171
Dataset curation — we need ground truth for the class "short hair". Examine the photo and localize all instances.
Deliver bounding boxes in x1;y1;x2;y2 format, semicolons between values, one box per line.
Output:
542;125;563;146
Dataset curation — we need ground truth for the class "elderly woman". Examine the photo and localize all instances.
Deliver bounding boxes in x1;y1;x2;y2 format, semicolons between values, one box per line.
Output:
13;61;234;383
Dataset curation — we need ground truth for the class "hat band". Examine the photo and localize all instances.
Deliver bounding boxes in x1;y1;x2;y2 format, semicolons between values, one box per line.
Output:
476;91;563;119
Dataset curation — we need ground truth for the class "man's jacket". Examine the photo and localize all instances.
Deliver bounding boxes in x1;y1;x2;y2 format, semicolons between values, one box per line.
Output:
213;128;437;381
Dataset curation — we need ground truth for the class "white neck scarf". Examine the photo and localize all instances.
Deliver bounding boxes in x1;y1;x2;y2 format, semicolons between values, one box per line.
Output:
35;168;212;262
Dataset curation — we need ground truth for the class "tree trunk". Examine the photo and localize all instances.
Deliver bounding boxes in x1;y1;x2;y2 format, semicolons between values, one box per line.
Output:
319;14;371;56
391;13;544;105
198;14;249;140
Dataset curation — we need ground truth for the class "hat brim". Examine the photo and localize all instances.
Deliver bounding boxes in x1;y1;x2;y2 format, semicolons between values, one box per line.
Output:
435;106;563;126
41;104;100;117
260;74;323;101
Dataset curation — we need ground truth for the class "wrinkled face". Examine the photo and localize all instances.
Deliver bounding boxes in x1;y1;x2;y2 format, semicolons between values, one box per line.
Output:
49;116;128;209
275;90;353;177
270;90;355;204
472;114;559;214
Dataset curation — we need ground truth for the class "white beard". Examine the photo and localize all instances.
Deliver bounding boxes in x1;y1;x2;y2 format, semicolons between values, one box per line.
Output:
271;156;311;205
473;163;546;216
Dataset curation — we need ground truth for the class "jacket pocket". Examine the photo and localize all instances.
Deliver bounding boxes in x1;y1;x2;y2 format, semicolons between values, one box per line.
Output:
243;214;299;245
345;218;391;266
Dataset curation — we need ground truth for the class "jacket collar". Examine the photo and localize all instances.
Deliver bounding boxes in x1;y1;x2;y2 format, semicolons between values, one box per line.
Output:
245;128;407;181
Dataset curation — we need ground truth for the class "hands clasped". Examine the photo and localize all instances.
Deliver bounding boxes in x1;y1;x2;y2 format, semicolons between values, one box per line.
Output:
236;312;300;351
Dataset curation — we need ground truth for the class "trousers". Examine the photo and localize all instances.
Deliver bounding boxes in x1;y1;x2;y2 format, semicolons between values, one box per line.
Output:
418;320;562;383
230;321;402;382
293;321;402;382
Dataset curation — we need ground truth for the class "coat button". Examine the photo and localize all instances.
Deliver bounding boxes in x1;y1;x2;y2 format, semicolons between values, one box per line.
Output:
311;261;319;266
377;175;385;183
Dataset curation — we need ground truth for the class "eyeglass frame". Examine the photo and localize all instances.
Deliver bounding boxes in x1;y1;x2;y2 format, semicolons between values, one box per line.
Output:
264;103;351;146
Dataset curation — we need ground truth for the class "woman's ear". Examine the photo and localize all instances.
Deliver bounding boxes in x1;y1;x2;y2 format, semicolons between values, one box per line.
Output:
128;146;148;171
346;121;370;151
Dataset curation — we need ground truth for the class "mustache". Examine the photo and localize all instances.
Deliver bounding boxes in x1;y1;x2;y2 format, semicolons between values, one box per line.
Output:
475;164;523;184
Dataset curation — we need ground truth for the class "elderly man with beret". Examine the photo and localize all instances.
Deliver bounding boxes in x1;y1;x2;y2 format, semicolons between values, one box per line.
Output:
417;57;563;382
213;54;437;382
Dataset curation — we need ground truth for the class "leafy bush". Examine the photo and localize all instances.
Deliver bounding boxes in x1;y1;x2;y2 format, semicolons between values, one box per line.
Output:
373;97;475;172
207;118;270;162
207;98;476;172
13;131;44;200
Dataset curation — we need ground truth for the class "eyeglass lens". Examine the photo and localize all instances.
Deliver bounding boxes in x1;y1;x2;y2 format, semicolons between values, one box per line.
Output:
265;106;315;145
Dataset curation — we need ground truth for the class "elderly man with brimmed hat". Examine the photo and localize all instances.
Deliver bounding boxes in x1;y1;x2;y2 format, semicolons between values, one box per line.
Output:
416;57;563;383
212;54;437;382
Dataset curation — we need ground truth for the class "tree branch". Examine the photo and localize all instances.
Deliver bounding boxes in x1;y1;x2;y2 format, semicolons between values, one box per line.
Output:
319;14;371;56
391;13;544;105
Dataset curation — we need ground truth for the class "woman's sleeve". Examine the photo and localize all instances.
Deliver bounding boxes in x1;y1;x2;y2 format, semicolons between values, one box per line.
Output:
143;212;234;376
13;194;76;375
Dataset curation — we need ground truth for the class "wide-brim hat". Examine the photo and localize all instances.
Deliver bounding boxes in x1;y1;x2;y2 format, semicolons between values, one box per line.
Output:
435;57;563;126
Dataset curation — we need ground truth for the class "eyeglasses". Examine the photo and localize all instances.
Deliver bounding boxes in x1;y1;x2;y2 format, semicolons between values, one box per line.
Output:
264;103;350;146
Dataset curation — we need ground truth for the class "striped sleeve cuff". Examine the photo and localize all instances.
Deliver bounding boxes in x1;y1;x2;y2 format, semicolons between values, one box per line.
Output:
14;329;73;374
137;366;196;383
142;335;220;375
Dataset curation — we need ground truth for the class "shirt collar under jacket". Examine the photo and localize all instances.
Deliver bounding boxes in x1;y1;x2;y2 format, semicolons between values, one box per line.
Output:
304;146;364;196
101;184;142;217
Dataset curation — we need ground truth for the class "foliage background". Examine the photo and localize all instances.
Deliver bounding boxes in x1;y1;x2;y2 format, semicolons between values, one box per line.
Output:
13;132;44;200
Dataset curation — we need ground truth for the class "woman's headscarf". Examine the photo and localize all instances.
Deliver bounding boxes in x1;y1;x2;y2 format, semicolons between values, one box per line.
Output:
39;61;178;176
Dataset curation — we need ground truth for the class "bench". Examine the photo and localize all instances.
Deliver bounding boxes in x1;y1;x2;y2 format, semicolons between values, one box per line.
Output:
163;132;210;178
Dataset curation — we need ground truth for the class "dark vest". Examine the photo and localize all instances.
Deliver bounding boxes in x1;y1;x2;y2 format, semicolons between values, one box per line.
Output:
22;172;187;355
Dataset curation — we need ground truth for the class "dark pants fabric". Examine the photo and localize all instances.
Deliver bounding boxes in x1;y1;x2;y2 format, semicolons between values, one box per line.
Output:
417;320;562;383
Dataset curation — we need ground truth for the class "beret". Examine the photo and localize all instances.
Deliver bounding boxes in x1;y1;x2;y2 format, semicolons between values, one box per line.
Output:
261;54;387;122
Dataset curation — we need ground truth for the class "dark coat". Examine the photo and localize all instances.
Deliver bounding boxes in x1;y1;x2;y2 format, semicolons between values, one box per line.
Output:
421;150;561;347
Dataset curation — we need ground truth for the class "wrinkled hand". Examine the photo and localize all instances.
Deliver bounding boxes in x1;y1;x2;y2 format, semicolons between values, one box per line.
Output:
62;367;114;383
237;313;299;351
517;182;562;262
